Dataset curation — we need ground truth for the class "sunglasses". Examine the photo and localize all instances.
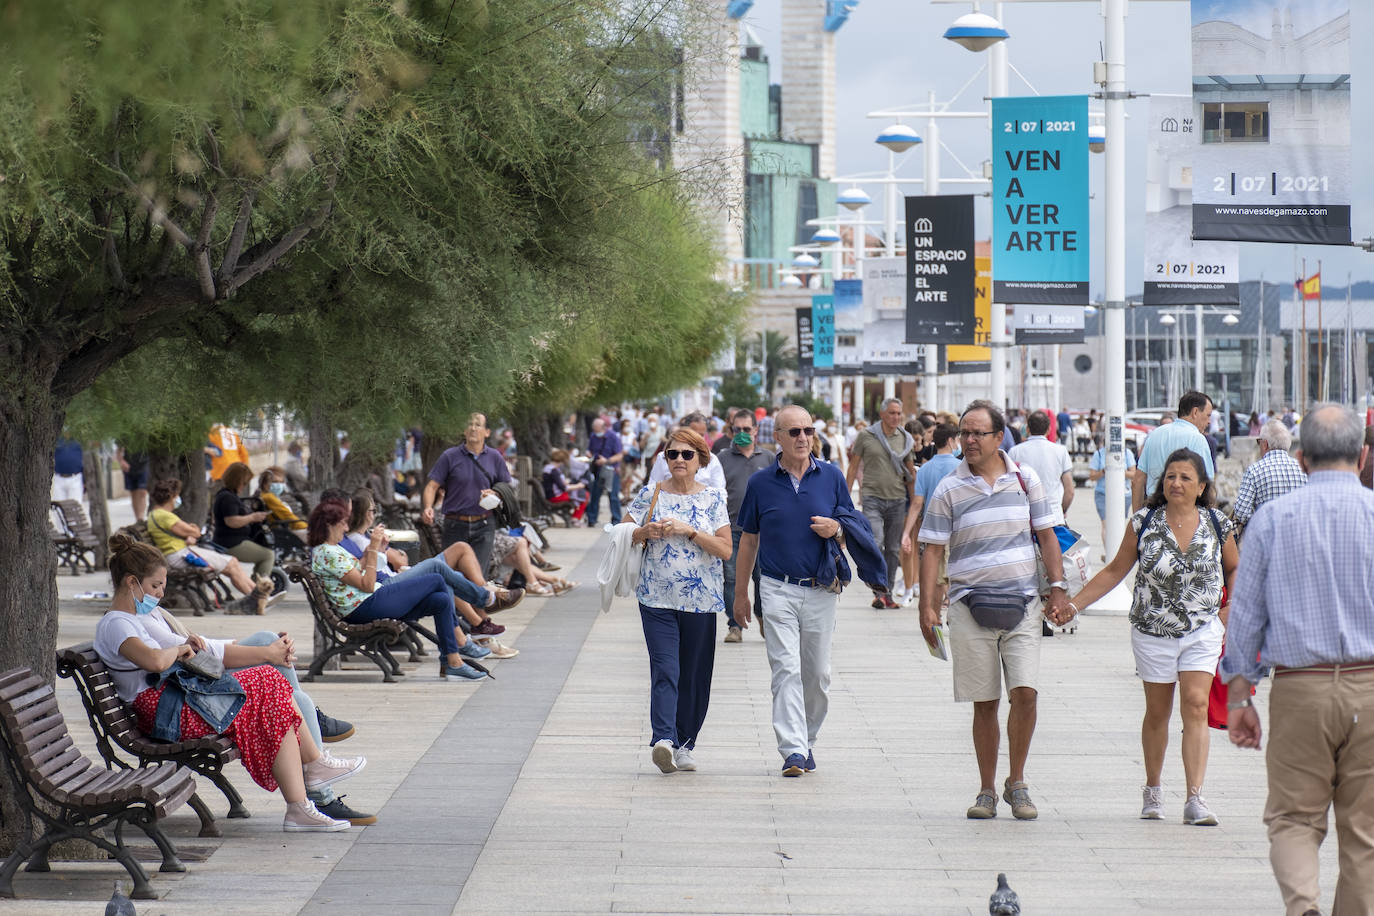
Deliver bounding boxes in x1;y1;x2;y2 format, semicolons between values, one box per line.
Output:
731;426;753;434
664;449;698;461
786;426;817;439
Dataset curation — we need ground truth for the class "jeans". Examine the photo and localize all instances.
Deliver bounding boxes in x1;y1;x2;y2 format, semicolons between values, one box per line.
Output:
344;572;459;656
759;576;837;760
861;495;905;591
441;515;496;574
639;604;717;749
722;526;761;628
386;556;490;607
587;466;621;526
232;631;322;747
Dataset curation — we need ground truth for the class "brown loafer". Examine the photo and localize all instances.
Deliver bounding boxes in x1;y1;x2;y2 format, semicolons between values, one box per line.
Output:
490;587;524;612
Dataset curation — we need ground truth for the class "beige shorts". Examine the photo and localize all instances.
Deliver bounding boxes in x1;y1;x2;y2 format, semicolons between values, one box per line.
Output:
948;597;1042;702
167;546;234;574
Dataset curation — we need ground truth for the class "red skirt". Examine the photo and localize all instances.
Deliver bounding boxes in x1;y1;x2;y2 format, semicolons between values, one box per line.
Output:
134;665;300;792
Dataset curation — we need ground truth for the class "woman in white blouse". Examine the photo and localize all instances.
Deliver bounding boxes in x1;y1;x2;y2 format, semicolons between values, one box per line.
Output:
626;428;732;775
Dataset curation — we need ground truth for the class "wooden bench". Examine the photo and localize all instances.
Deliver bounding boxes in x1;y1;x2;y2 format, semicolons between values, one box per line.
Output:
50;499;99;575
56;644;248;838
0;667;195;900
286;564;415;682
121;522;230;617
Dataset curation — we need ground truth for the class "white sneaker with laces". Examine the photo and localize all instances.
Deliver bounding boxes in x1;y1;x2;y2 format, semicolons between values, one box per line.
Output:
650;739;676;774
673;746;697;771
1141;785;1164;820
283;799;350;832
1184;789;1218;826
303;750;367;790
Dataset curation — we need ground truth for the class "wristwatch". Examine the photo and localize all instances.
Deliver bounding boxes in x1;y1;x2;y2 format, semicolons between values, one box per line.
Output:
1048;580;1068;591
1227;697;1253;711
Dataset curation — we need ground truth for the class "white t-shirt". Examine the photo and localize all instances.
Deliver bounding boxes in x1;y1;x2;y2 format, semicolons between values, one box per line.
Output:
344;531;395;576
1007;436;1072;525
93;609;230;703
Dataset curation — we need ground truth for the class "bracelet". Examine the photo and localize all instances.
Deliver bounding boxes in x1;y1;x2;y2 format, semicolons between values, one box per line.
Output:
1067;601;1079;616
1227;697;1253;711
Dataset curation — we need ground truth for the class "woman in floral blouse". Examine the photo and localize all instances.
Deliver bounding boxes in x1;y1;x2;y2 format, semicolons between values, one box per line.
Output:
1070;448;1238;826
626;428;732;775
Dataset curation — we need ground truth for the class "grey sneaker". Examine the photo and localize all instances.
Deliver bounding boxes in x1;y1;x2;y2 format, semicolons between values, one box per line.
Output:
1003;780;1039;820
1184;791;1218;826
1141;785;1164;820
672;746;697;771
967;791;998;819
1137;785;1159;818
651;739;676;774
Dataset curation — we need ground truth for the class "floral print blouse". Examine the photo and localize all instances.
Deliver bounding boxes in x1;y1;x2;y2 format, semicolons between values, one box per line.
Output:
311;543;370;614
1129;505;1233;638
627;484;731;613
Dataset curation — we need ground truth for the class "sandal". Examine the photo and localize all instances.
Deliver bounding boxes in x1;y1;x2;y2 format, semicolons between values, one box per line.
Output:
526;583;555;597
552;579;577;595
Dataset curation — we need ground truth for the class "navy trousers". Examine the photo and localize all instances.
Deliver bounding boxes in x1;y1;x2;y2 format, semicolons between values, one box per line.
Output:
639;604;716;749
345;572;459;655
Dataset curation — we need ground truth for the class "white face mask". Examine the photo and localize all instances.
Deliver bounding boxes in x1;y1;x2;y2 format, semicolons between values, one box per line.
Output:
479;493;501;510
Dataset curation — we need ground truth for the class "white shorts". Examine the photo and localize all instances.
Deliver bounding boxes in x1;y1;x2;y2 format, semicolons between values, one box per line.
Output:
948;598;1042;702
167;546;235;574
1131;616;1224;683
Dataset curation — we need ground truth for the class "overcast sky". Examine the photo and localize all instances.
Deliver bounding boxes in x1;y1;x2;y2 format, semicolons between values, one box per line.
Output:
739;0;1372;294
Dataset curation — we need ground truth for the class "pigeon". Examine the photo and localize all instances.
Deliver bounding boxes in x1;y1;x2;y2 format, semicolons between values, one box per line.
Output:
106;880;137;916
989;873;1020;916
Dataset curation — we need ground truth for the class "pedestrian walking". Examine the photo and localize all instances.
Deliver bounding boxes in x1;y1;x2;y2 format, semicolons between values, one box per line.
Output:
1133;391;1215;511
421;412;511;571
626;428;732;774
917;400;1073;820
1008;410;1074;525
899;422;961;607
1070;448;1238;824
845;397;914;609
733;406;867;776
717;409;773;644
1088;433;1136;554
1223;404;1374;916
1232;419;1307;532
584;417;625;526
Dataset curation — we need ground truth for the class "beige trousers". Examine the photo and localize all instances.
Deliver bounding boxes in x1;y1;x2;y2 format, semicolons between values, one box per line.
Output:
1265;667;1374;916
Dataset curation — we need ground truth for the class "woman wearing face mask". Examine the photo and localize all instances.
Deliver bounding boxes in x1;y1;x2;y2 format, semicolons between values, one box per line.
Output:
94;534;367;831
256;467;308;544
145;478;274;613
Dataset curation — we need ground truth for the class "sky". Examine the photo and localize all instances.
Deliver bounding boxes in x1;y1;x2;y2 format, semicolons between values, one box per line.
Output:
738;0;1373;295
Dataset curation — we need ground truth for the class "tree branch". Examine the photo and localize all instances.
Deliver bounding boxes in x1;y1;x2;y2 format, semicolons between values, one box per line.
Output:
194;190;219;300
225;167;338;296
126;178;194;250
217;187;258;287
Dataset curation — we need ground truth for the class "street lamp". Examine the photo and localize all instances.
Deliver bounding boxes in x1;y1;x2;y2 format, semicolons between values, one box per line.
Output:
837;186;872;211
810;229;842;246
875;124;922;153
942;10;1009;51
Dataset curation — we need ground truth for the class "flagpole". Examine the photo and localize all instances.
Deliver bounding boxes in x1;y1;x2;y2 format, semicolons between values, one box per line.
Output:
1346;272;1354;405
1300;256;1308;409
1317;260;1325;402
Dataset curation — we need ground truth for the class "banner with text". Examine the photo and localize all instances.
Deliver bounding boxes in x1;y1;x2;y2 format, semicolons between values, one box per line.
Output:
811;295;835;371
904;195;976;343
947;250;992;373
992;95;1090;304
1190;0;1351;244
795;307;814;372
1144;95;1240;305
832;278;864;372
1012;304;1085;344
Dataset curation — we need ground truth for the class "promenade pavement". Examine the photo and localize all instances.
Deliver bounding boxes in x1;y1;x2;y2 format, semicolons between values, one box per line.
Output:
16;486;1336;914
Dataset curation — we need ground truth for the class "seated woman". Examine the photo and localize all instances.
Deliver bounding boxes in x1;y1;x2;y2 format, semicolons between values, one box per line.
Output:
213;462;278;589
543;449;587;524
341;489;519;641
95;535;366;832
256;467;308;544
307;501;490;680
146;478;277;614
488;529;575;597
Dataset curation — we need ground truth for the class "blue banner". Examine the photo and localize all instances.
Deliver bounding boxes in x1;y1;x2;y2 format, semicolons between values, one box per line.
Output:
992;95;1090;304
811;295;835;370
832;279;864;331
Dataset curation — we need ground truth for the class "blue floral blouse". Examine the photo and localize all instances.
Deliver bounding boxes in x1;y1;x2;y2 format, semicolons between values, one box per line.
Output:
627;484;731;613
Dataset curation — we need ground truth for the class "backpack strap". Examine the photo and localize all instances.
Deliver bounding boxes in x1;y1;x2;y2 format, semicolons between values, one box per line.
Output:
1205;507;1224;542
1136;506;1159;552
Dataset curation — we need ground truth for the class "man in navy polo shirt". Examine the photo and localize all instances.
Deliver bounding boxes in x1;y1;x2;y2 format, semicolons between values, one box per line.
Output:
585;417;625;526
421;412;511;573
734;405;853;777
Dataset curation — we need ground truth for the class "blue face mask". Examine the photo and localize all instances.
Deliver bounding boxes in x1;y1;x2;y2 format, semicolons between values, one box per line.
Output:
269;481;286;495
134;583;159;616
173;496;183;509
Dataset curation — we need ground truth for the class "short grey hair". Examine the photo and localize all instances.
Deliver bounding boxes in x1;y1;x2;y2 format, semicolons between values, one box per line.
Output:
1299;403;1363;468
1258;419;1291;451
881;397;904;412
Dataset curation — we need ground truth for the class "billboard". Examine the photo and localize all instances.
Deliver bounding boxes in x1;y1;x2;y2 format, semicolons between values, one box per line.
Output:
795;307;814;371
1012;305;1085;344
1144;95;1240;305
991;95;1090;304
811;295;834;370
947;250;992;373
1190;0;1351;244
904;195;977;344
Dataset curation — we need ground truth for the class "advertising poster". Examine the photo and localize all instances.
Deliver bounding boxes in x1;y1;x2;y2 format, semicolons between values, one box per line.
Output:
795;307;814;372
904;195;977;344
831;278;864;372
1012;304;1085;344
811;295;835;371
947;249;992;373
991;95;1090;304
862;321;925;376
1144;95;1241;305
1190;0;1351;244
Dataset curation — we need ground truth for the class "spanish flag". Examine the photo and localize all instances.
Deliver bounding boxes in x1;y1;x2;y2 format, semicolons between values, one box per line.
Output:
1297;272;1321;300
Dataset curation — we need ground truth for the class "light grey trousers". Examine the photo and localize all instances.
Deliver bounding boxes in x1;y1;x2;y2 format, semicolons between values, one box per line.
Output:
759;576;838;760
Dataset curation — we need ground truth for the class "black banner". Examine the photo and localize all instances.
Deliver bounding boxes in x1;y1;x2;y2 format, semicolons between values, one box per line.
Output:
905;195;976;344
1191;204;1352;246
795;307;814;371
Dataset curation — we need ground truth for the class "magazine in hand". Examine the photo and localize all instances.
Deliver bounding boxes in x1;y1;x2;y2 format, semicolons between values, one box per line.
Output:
927;625;949;661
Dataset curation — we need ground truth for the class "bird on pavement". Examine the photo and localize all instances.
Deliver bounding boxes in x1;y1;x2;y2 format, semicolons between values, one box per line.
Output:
989;873;1020;915
106;880;137;916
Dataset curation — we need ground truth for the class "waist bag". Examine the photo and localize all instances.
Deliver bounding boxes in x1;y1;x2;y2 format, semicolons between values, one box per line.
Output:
964;589;1029;630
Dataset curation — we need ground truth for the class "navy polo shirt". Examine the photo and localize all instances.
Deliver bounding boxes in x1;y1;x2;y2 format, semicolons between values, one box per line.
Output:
54;439;84;476
737;455;854;581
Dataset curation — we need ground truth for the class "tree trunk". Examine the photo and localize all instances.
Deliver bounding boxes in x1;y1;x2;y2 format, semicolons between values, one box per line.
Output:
82;444;111;569
511;410;556;465
179;450;210;529
420;435;454;479
308;406;336;493
148;449;182;494
0;381;64;854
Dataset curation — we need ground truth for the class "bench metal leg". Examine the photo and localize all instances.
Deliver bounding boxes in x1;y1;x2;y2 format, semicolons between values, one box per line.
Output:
0;839;34;897
23;840;50;873
187;790;221;837
207;772;251;819
136;821;186;873
109;820;157;899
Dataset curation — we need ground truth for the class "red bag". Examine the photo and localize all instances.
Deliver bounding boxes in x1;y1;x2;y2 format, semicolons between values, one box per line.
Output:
1207;587;1254;729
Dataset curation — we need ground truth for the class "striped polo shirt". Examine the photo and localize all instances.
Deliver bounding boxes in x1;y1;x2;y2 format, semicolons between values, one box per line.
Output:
917;451;1057;603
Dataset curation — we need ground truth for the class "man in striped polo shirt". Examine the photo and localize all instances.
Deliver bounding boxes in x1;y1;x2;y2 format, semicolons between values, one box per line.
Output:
918;400;1073;821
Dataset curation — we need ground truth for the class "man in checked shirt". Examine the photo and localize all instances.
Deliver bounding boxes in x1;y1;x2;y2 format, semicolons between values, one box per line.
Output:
1224;404;1374;916
1233;419;1307;535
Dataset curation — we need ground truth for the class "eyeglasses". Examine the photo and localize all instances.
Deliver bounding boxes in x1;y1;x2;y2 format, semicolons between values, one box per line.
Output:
958;429;999;440
786;427;817;439
664;449;698;461
731;426;753;434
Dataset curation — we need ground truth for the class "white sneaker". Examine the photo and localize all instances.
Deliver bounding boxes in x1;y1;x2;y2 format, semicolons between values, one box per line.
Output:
303;750;366;790
283;799;350;832
1141;785;1164;820
650;739;676;774
673;746;697;771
